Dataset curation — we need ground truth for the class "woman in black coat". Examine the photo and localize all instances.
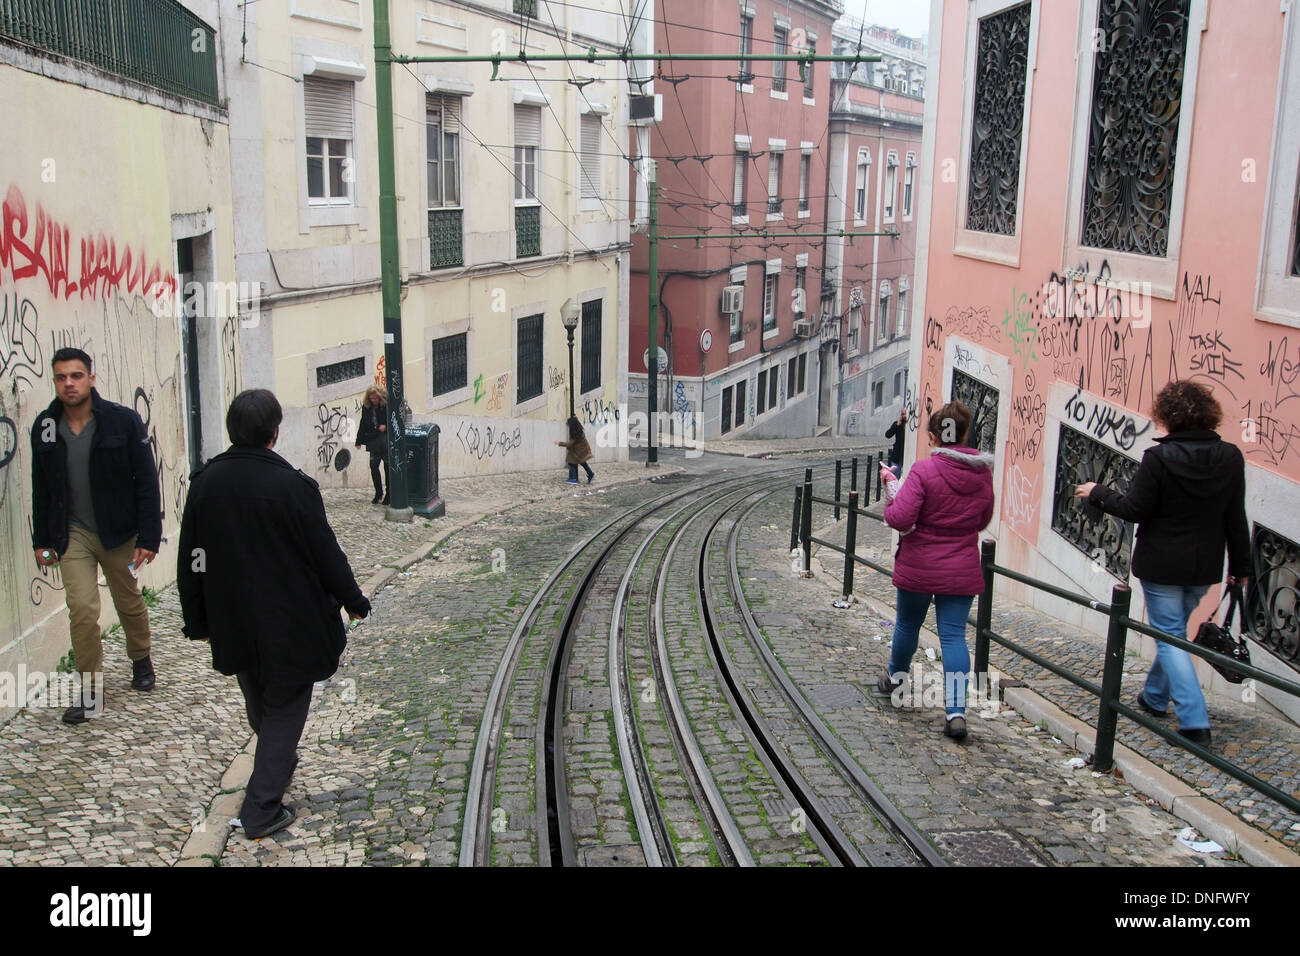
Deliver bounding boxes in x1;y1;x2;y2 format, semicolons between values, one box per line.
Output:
178;389;370;838
354;385;388;504
1074;380;1250;747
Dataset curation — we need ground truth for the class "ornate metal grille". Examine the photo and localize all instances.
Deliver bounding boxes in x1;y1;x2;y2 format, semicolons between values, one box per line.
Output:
950;369;999;454
1080;0;1190;256
432;332;467;397
964;2;1030;236
513;0;537;16
1245;524;1300;669
580;299;601;395
517;313;543;403
515;205;541;258
316;356;365;388
1051;425;1139;580
429;209;463;269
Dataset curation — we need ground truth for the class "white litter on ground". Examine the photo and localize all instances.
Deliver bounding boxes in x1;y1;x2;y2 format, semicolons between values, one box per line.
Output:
1065;757;1087;769
1177;827;1224;853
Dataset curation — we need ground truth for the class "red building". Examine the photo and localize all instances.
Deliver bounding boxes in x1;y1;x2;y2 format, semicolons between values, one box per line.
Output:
629;0;844;441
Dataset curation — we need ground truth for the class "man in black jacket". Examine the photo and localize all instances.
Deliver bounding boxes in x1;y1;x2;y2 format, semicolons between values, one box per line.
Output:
884;407;908;478
30;348;162;724
178;389;370;839
1075;381;1251;747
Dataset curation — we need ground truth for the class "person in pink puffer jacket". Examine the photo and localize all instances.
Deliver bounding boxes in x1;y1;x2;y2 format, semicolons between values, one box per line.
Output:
877;400;995;741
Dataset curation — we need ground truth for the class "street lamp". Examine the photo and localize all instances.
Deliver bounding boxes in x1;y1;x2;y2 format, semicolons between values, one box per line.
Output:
561;297;580;421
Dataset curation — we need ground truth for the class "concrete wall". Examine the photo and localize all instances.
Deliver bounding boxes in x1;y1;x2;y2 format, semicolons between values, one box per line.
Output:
0;54;235;720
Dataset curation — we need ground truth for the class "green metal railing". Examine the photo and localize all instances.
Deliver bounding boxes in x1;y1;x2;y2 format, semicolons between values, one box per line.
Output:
0;0;219;106
429;209;464;269
515;205;541;258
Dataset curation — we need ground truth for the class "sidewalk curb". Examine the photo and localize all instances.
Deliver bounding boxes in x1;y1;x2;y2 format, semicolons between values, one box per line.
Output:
806;529;1300;868
176;463;680;867
707;443;888;460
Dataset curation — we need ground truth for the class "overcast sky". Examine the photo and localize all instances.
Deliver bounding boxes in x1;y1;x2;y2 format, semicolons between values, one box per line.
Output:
840;0;932;38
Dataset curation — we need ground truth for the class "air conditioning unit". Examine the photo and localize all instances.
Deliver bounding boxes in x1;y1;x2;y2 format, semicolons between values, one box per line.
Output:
629;94;663;126
720;285;745;314
793;319;813;338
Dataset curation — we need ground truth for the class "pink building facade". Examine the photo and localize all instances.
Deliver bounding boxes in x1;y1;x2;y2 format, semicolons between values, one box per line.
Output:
912;0;1300;719
629;0;842;440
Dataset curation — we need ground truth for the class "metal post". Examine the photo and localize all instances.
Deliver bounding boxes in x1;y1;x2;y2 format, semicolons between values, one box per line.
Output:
1094;583;1132;773
646;167;659;465
875;452;883;502
801;467;813;574
834;460;842;521
790;485;803;553
974;539;995;684
566;325;576;421
850;456;858;493
842;491;858;600
373;0;411;520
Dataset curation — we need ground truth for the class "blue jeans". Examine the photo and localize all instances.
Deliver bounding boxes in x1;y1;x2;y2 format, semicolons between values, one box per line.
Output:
567;462;594;481
1139;581;1211;730
888;589;975;715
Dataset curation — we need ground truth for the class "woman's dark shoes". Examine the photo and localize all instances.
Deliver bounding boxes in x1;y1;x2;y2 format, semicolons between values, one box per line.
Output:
943;714;968;740
1136;691;1168;718
1177;727;1212;747
244;804;296;839
381;493;390;505
372;492;383;504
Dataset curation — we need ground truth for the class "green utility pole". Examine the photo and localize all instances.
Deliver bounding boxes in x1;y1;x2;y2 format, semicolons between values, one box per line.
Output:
374;0;410;519
647;164;659;466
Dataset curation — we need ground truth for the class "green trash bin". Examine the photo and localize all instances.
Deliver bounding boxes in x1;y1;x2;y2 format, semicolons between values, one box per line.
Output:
404;422;446;518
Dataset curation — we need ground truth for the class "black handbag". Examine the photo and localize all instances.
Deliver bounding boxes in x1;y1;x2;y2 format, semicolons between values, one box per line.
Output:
1191;583;1252;683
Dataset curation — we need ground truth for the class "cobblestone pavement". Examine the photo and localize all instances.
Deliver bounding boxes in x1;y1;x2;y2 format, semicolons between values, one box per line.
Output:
738;492;1242;866
805;491;1300;855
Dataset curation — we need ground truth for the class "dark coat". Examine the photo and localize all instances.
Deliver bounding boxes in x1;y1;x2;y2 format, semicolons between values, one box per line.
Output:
177;446;370;685
560;432;593;465
885;418;906;466
30;388;162;554
1088;430;1251;586
354;402;388;456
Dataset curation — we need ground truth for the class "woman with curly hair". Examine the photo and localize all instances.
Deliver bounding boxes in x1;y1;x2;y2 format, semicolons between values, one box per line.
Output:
1075;380;1250;747
354;385;388;505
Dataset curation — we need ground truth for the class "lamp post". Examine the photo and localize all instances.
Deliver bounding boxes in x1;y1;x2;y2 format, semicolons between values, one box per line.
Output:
561;297;580;421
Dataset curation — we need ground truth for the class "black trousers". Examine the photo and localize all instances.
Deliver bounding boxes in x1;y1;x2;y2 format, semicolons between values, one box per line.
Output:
236;673;313;832
369;451;388;498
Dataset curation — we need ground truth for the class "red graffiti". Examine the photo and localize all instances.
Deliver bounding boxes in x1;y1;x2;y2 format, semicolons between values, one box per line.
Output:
0;185;175;302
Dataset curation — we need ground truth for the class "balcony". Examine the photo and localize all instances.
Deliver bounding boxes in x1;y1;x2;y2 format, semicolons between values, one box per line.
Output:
515;205;541;259
429;209;463;269
0;0;220;106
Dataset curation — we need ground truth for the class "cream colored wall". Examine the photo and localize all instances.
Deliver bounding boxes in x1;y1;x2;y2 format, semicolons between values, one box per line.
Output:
0;64;235;721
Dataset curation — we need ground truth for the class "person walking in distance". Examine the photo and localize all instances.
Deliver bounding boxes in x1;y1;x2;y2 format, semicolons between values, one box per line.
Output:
885;407;908;478
555;416;596;484
30;348;162;724
178;390;371;839
1075;380;1250;747
354;385;388;505
878;401;995;740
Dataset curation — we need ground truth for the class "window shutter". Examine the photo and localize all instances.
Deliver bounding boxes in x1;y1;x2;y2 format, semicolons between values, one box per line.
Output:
441;95;461;133
515;105;540;147
305;77;354;139
733;153;747;203
579;113;602;199
768;155;779;197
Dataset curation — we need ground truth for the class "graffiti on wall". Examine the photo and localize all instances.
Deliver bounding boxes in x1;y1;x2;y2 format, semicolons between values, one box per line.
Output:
456;420;522;461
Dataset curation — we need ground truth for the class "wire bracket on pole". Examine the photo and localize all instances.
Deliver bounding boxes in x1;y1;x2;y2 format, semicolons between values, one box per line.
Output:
587;45;598;63
490;53;501;80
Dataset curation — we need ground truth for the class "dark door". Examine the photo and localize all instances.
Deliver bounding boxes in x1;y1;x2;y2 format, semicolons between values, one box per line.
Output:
177;237;203;474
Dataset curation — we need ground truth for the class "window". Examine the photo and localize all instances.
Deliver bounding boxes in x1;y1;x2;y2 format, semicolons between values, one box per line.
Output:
427;95;463;268
768;367;779;409
733;150;748;216
516;313;543;403
580;299;601;394
735;379;746;425
316;356;365;388
797;353;807;394
803;48;815;99
729;276;745;344
514;105;540;202
739;12;754;85
772;25;788;93
878;292;891;344
579;112;603;201
305;76;354;204
884;152;898;222
903;153;915;219
848;305;861;352
763;273;778;332
893;370;902;399
721;385;734;434
798;154;810;212
872;380;884;410
513;0;537;15
432;332;467;397
757;369;768;414
1079;0;1191;257
1257;3;1300;323
1052;425;1139;580
767;151;783;214
788;356;798;395
794;266;806;313
896;289;908;338
855;150;870;221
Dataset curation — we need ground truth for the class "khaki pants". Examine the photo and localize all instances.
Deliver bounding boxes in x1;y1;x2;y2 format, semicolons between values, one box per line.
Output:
61;526;152;680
